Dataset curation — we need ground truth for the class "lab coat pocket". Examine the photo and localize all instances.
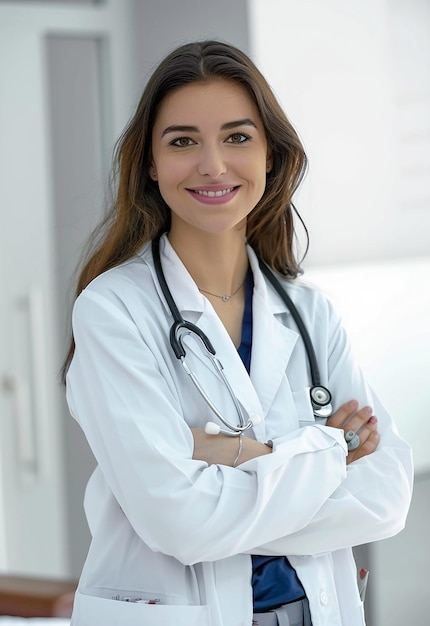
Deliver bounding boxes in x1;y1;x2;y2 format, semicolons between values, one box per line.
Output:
73;588;210;626
293;387;316;428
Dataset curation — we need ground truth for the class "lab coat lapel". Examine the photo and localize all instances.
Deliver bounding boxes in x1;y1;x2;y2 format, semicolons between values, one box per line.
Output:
248;250;299;420
187;252;301;441
153;236;265;425
144;236;298;440
194;312;265;423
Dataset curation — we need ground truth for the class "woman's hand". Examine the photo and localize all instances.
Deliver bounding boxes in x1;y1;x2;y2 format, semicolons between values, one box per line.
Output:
326;400;379;464
191;428;271;467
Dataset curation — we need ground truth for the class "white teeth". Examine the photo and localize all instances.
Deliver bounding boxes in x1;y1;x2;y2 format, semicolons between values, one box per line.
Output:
195;187;234;197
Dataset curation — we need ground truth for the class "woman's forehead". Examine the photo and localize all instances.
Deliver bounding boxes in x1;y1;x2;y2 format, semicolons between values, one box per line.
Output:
153;79;262;130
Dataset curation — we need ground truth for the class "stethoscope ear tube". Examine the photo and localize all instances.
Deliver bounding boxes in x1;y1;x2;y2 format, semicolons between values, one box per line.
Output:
152;237;253;436
170;320;216;359
258;259;333;419
152;237;183;323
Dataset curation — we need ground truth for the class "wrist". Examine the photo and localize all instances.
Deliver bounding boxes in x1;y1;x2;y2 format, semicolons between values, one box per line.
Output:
234;437;273;466
232;434;243;467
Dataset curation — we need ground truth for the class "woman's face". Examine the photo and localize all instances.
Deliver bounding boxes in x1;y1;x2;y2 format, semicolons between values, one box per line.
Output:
150;79;271;238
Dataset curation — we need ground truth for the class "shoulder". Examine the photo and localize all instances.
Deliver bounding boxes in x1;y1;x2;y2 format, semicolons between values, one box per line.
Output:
270;274;343;337
72;241;158;326
289;277;334;309
247;245;335;318
83;240;153;296
272;271;337;314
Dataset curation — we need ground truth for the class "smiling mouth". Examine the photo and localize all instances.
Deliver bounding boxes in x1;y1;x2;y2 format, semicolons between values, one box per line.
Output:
191;187;237;198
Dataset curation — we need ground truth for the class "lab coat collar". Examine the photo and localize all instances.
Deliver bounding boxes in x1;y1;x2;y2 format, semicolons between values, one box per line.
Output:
139;235;299;439
138;234;207;318
139;234;296;317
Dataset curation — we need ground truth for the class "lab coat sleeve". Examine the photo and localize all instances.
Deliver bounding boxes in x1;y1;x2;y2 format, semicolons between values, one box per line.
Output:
67;288;350;565
245;296;413;557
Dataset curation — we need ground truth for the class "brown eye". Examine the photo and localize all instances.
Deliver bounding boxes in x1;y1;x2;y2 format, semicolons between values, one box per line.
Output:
171;137;194;147
226;133;251;144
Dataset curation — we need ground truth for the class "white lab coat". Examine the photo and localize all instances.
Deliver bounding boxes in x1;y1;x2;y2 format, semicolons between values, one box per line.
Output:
66;234;413;626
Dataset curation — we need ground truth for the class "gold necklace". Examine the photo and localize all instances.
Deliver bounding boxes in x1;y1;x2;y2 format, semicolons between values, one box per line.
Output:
198;279;246;302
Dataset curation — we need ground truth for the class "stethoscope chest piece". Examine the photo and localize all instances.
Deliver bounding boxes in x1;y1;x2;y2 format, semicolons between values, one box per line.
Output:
310;385;333;420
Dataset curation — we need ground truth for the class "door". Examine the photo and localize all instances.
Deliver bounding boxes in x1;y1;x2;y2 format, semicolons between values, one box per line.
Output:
0;0;136;577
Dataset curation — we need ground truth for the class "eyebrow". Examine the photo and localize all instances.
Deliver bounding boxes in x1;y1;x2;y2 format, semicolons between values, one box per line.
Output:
161;118;258;137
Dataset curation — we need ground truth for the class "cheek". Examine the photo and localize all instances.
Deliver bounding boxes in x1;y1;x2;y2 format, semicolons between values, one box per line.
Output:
157;161;190;195
249;159;269;192
239;150;268;181
250;161;270;206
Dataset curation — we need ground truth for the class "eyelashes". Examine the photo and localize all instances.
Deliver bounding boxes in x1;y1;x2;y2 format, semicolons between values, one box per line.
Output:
226;132;252;144
169;132;252;148
170;137;195;147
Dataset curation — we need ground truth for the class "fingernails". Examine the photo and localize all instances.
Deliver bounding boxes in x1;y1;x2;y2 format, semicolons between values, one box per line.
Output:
349;400;358;409
368;415;378;424
364;406;373;415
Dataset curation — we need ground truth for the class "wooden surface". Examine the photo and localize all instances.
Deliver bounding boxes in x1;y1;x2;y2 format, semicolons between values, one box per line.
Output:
0;575;77;617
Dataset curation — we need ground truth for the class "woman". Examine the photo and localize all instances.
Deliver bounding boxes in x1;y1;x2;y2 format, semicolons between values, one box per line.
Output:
64;40;413;626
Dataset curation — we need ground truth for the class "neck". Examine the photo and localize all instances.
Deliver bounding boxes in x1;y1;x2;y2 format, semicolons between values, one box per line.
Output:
168;227;249;296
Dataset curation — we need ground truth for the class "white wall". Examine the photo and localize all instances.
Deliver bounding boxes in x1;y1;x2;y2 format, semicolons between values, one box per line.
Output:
249;0;430;266
305;258;430;474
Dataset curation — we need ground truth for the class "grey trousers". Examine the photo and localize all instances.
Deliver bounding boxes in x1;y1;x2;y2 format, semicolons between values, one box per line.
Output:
253;598;312;626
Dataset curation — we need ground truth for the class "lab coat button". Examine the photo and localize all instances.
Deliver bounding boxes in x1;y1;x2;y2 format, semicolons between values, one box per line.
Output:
320;590;328;605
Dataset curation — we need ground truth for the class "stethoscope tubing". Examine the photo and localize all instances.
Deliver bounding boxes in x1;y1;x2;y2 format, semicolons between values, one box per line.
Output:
257;260;321;386
152;237;252;435
151;236;332;433
258;260;332;417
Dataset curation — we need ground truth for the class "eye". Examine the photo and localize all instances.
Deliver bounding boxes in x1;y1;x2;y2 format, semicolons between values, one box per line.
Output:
226;132;252;144
170;136;195;147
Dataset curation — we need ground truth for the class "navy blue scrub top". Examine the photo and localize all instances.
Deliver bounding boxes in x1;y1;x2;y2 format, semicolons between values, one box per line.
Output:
237;269;306;612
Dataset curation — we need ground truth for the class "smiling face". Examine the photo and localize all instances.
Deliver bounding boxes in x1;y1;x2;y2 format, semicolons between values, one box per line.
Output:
150;79;271;241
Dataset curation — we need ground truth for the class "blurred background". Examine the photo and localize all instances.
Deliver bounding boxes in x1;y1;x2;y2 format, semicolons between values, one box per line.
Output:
0;1;428;624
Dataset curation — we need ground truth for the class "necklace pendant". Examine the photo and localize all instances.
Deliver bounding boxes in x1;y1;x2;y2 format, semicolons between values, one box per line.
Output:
222;295;231;302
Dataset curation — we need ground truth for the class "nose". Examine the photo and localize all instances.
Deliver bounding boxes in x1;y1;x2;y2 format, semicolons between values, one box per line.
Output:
197;143;227;178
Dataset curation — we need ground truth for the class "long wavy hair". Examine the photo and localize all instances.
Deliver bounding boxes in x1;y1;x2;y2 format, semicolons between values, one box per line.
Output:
62;39;308;378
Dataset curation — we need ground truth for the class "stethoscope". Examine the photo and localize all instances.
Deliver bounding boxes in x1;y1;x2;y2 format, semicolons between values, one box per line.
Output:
152;237;333;437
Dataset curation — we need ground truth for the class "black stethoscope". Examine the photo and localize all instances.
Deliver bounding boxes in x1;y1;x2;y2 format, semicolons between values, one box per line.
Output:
152;237;333;437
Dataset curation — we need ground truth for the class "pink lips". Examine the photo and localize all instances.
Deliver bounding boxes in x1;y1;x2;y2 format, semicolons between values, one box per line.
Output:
187;185;239;205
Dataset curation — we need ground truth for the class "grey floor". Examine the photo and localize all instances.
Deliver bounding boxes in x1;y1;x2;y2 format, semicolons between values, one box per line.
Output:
357;470;429;626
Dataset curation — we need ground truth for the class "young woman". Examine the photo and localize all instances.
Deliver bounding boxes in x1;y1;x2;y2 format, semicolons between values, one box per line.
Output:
64;40;413;626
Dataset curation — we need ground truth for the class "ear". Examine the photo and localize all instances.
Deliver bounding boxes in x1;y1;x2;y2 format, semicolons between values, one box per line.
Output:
149;163;158;181
266;151;273;173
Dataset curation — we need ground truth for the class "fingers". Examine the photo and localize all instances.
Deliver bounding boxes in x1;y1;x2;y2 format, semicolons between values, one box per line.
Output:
326;399;380;463
326;399;360;428
326;400;352;428
347;429;380;464
327;400;374;433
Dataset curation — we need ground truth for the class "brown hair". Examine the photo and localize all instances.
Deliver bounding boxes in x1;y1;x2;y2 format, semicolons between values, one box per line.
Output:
62;39;308;378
